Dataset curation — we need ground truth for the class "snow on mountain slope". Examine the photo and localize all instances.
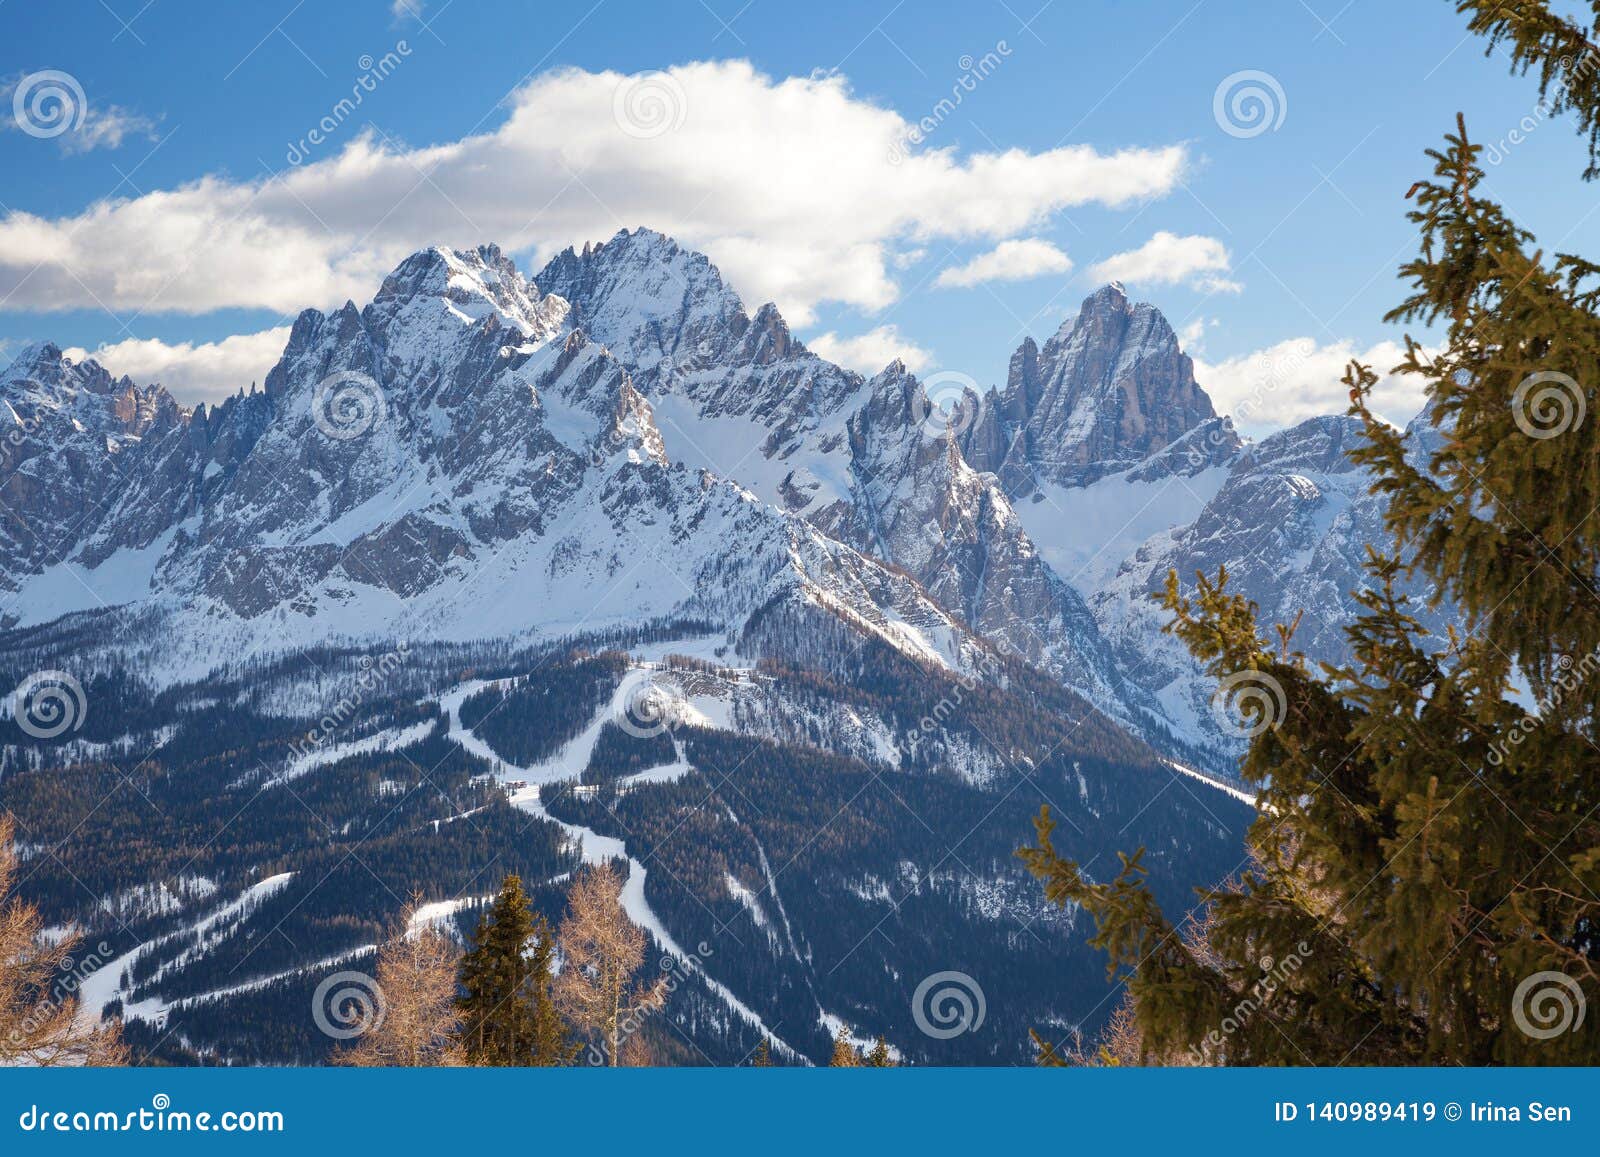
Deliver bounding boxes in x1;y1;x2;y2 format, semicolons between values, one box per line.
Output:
1011;463;1231;596
537;229;1136;720
0;343;191;594
0;227;1430;777
0;246;987;687
440;668;806;1061
1087;411;1451;768
537;229;870;519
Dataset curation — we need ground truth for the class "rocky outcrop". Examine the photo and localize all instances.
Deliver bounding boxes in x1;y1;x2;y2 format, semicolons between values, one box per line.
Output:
964;283;1240;494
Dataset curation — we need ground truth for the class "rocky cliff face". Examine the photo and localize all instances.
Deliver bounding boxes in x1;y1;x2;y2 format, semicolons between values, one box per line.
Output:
538;229;1134;717
1086;410;1451;768
0;242;987;689
0;344;192;590
963;283;1240;493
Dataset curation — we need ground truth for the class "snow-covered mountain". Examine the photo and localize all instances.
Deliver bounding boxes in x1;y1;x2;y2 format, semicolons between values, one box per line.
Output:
1093;405;1457;762
961;282;1240;493
0;243;988;687
1;228;1439;1065
0;228;1423;765
536;230;1137;713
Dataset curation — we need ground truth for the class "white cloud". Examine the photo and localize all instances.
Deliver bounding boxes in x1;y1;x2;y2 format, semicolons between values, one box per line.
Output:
1195;337;1423;434
391;0;426;21
1177;318;1212;351
61;105;159;155
807;325;932;375
0;61;1188;327
934;238;1072;289
1089;231;1240;294
64;326;290;406
0;75;157;154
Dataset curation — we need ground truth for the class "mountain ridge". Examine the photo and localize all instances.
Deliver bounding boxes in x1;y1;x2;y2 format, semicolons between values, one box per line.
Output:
0;227;1415;765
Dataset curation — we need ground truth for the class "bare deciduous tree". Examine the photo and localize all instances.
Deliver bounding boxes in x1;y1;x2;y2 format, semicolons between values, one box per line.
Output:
555;862;665;1066
0;815;126;1067
337;895;465;1067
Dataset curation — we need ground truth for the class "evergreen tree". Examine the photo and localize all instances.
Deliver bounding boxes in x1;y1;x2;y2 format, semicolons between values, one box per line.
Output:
1022;4;1600;1066
864;1035;895;1067
527;915;574;1066
0;815;126;1066
456;875;540;1065
1456;0;1600;179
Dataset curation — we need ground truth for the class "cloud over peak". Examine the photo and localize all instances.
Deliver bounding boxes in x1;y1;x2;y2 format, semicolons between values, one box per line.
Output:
807;325;931;375
0;60;1188;327
63;327;291;406
935;238;1072;289
1195;336;1421;433
1089;231;1239;294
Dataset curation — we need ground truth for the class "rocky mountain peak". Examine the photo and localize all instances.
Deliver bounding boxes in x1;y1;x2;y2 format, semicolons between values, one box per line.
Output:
363;245;568;381
744;302;794;365
0;342;179;435
1237;413;1367;474
2;340;66;380
1078;279;1128;313
973;284;1241;493
535;227;746;377
369;243;563;339
4;341;114;397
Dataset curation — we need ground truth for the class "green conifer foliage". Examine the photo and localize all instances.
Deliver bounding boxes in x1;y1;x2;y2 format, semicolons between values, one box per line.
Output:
1456;0;1600;178
1021;5;1600;1066
456;875;571;1065
528;915;576;1066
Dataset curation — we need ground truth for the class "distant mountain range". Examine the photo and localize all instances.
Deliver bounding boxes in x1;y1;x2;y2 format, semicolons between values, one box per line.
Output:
0;227;1435;766
0;230;1440;1064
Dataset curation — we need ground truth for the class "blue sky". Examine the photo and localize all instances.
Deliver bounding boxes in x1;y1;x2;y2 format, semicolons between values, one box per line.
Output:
1;0;1595;431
